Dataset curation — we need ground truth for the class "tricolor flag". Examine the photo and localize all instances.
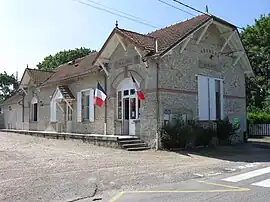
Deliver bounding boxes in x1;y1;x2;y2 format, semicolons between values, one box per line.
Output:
130;73;145;100
94;82;107;107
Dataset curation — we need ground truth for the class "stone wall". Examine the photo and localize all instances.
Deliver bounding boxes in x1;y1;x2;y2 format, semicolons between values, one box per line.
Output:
158;24;246;132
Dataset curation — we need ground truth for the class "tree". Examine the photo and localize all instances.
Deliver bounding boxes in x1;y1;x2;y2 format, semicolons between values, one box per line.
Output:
0;71;18;103
37;47;93;71
241;14;270;111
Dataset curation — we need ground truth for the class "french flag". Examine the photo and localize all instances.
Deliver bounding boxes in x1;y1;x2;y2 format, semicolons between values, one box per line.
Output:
131;73;145;100
94;82;107;107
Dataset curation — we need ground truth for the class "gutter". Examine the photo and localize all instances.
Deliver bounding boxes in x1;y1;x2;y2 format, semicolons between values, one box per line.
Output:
156;60;160;150
104;74;107;135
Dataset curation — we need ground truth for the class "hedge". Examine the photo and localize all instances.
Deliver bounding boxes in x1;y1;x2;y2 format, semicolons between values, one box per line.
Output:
247;112;270;124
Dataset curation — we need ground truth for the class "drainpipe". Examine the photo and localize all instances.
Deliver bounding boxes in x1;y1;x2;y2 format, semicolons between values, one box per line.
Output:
156;61;160;150
104;73;107;135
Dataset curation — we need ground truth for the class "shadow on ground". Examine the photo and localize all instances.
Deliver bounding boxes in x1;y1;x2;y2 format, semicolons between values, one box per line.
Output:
173;141;270;163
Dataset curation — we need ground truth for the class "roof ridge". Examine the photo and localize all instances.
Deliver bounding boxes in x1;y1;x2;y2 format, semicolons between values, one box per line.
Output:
118;28;156;39
55;51;98;70
147;14;208;36
26;68;55;73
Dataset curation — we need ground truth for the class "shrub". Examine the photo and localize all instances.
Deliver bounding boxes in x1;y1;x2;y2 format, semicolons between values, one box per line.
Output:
216;117;233;144
160;121;217;149
247;112;270;124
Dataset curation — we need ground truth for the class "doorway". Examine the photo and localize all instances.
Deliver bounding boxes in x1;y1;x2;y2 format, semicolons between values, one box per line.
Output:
117;77;141;135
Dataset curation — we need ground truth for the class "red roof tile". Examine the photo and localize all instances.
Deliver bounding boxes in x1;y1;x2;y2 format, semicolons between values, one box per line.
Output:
116;14;211;52
148;14;211;51
26;68;54;85
117;28;156;51
42;51;100;86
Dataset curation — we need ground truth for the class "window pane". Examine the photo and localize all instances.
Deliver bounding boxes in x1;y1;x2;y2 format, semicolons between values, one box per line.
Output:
117;91;122;119
124;90;129;96
124;98;129;120
138;99;140;119
130;98;136;119
130;89;135;95
86;95;90;119
33;103;38;121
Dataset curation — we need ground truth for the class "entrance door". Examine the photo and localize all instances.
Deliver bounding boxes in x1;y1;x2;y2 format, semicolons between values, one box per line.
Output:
122;95;137;135
123;98;129;135
129;97;136;135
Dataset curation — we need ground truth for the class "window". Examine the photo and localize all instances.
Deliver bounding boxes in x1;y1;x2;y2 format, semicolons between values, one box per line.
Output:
198;75;223;120
0;106;2;114
82;91;90;120
66;103;72;121
77;89;94;122
32;103;38;122
117;91;122;119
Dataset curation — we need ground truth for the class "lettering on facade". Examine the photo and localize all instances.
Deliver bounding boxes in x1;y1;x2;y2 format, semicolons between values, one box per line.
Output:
114;57;133;68
200;48;218;56
198;59;219;71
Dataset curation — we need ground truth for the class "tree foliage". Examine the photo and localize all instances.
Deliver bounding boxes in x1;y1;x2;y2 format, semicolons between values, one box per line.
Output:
241;14;270;111
0;71;18;103
37;47;93;71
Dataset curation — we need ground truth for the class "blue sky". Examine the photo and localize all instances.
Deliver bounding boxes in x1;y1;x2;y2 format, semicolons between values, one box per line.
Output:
0;0;269;78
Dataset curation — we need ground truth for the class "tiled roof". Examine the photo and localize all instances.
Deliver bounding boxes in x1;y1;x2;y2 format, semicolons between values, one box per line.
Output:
118;14;211;52
147;14;211;51
41;51;100;86
26;68;54;85
58;85;75;100
117;28;156;51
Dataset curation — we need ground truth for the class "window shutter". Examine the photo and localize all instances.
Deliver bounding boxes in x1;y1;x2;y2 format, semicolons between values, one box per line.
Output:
50;100;56;122
77;91;82;122
220;80;224;120
89;89;95;122
198;75;209;120
209;78;216;120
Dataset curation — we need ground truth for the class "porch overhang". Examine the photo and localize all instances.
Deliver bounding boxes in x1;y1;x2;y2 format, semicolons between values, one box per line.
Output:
51;85;75;111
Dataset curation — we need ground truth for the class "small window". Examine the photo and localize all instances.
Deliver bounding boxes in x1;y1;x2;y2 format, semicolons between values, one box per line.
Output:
82;91;90;120
117;91;122;119
130;89;135;95
123;90;129;96
33;103;38;122
67;105;72;121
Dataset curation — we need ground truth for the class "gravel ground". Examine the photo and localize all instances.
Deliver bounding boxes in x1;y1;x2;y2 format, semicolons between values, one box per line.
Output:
0;132;261;202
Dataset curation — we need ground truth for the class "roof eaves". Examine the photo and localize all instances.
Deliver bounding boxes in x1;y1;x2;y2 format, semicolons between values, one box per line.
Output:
159;16;213;57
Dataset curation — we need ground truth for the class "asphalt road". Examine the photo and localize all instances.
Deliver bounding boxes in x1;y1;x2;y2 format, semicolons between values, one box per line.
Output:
110;164;270;202
1;131;270;202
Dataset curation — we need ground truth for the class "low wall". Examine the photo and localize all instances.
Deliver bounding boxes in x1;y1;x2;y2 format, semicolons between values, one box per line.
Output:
0;129;121;149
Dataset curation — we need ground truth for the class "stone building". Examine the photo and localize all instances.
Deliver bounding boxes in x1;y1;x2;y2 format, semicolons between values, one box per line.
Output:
2;14;253;144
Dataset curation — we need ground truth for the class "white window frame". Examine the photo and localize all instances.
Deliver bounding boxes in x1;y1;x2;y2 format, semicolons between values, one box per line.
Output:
197;75;224;121
31;97;38;122
78;88;94;122
117;89;141;121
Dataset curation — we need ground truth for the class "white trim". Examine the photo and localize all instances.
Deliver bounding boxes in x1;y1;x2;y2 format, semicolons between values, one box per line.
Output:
89;89;95;122
161;18;213;57
233;51;244;66
180;34;193;53
76;91;82;122
134;46;142;58
56;102;64;113
116;33;127;51
220;30;236;52
97;59;109;76
196;19;213;44
31;97;38;104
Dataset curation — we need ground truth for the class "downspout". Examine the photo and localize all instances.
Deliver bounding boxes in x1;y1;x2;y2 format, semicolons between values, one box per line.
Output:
155;38;160;150
156;61;160;150
104;73;107;135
